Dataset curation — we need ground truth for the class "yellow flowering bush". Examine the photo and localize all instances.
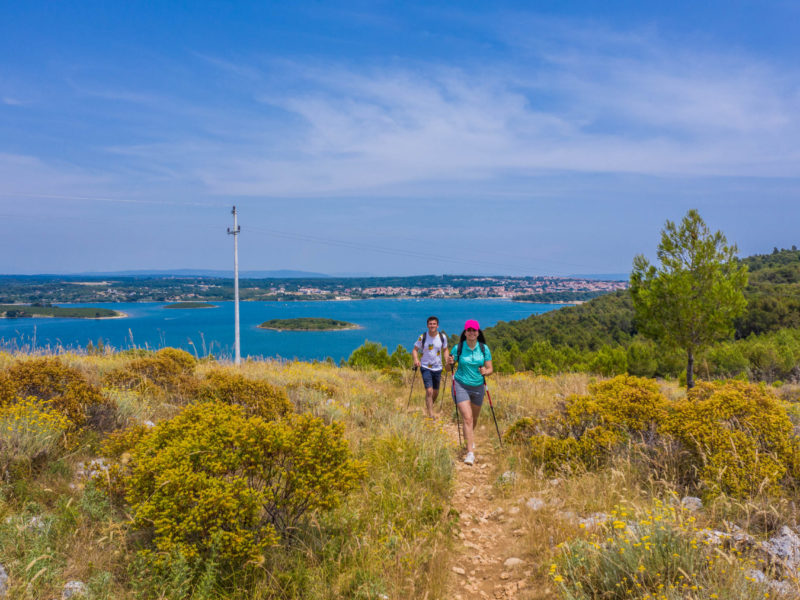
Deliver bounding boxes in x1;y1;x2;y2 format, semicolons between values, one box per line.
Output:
195;369;293;420
664;380;800;498
105;347;197;397
0;396;70;480
0;357;106;426
552;501;772;600
113;402;364;571
513;376;668;472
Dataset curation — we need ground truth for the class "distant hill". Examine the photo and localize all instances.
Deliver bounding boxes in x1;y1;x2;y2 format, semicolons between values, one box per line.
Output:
42;269;332;279
486;248;800;352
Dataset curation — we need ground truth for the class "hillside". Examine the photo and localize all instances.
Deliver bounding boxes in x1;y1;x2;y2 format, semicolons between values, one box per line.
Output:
484;248;800;380
1;351;799;599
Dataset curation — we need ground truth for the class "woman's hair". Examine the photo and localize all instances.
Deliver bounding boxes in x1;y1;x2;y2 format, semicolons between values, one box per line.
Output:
458;329;487;345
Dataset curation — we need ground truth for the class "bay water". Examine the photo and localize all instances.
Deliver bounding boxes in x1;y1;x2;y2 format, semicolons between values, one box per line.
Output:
0;299;566;361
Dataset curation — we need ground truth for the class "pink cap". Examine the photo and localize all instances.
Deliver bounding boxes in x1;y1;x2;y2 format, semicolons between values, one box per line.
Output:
464;319;480;331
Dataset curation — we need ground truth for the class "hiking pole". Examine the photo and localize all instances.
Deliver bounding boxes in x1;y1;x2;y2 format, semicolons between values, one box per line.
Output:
406;366;418;409
483;376;503;446
451;365;462;448
440;368;449;405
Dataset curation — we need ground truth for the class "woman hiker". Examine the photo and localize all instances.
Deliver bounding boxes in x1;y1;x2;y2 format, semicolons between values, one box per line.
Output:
447;319;493;465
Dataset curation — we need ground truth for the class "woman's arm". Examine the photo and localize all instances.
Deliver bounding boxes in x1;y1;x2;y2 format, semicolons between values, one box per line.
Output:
479;360;493;377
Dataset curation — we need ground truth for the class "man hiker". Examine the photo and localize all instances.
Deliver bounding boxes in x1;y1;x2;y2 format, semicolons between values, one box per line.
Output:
412;316;449;418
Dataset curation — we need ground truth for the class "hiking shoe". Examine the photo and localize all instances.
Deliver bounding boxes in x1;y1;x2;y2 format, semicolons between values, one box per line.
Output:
464;452;475;465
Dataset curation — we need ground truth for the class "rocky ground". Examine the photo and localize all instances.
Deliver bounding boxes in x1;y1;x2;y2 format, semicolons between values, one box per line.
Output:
443;417;544;600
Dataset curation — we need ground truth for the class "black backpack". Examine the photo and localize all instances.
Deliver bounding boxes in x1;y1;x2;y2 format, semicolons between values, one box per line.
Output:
454;339;487;363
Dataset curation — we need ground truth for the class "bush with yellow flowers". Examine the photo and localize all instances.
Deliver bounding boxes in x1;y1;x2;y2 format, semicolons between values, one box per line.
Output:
195;369;293;420
664;380;800;498
108;401;364;573
105;347;197;397
512;375;668;472
0;357;106;427
0;396;70;480
551;501;775;600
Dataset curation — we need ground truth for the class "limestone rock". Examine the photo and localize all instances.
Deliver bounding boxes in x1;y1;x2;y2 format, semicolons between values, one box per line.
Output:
62;580;87;599
499;471;517;485
452;566;466;576
503;557;524;569
680;496;703;512
579;513;609;529
525;497;545;511
760;526;800;569
0;563;8;598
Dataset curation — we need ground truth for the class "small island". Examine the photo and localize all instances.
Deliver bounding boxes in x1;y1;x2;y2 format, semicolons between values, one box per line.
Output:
164;302;217;309
258;317;360;331
0;304;123;319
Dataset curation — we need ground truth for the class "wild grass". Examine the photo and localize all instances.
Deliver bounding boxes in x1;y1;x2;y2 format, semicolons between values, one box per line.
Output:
0;351;455;599
1;350;799;599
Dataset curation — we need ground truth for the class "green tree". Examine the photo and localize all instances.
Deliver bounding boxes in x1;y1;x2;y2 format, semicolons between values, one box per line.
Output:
630;209;748;388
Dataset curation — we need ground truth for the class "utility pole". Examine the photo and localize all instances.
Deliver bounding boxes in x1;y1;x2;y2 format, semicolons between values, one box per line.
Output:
227;206;241;365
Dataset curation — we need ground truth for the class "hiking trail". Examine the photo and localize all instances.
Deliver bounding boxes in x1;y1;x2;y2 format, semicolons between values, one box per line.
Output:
442;416;543;600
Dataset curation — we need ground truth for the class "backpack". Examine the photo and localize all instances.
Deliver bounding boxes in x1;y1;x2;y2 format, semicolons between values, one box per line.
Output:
455;339;487;363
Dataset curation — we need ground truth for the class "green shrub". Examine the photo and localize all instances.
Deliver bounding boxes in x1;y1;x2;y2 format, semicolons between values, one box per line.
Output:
114;402;364;574
664;380;800;498
0;357;106;426
195;369;292;420
348;341;391;369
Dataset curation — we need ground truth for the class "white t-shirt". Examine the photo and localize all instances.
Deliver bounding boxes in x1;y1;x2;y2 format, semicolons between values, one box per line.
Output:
414;331;448;371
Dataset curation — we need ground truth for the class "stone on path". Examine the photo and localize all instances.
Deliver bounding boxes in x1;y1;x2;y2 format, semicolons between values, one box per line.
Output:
503;557;524;569
525;497;545;511
452;566;466;576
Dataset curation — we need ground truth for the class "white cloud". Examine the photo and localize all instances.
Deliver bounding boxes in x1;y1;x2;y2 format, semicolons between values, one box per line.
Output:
3;18;800;201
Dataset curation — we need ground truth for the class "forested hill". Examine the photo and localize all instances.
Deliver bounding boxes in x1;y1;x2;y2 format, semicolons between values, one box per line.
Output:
484;248;800;354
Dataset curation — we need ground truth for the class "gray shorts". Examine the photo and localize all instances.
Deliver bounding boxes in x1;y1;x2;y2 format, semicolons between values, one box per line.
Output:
453;379;485;407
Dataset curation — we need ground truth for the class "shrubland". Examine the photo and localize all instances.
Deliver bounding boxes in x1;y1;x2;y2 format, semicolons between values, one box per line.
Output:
0;350;455;599
2;348;800;599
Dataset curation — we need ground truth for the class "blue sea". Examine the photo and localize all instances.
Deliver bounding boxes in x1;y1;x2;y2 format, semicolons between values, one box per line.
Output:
0;299;566;361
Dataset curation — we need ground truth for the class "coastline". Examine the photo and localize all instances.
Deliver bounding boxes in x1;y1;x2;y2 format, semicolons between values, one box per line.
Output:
0;311;128;320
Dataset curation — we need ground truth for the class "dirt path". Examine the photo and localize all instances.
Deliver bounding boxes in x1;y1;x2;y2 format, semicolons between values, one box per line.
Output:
443;418;537;600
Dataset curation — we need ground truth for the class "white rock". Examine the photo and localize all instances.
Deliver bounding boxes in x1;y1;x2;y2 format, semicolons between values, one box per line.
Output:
499;471;517;484
579;513;609;529
509;506;520;515
680;496;703;512
525;497;545;511
761;526;800;569
504;557;524;568
0;563;8;598
745;569;766;583
62;580;87;599
143;420;156;428
452;566;466;576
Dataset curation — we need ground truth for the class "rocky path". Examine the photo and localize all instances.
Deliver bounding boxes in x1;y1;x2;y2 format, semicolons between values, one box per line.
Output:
443;419;538;600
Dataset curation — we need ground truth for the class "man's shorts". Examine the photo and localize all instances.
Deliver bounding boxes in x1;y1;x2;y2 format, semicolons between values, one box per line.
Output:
453;379;485;407
420;367;442;390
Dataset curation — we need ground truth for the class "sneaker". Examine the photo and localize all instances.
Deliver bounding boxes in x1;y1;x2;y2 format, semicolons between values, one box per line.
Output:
464;452;475;465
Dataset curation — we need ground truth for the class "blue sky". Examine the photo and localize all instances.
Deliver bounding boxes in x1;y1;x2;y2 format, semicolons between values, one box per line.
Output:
1;1;798;276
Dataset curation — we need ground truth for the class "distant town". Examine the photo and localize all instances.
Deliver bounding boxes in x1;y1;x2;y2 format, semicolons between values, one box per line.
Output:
0;274;628;305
